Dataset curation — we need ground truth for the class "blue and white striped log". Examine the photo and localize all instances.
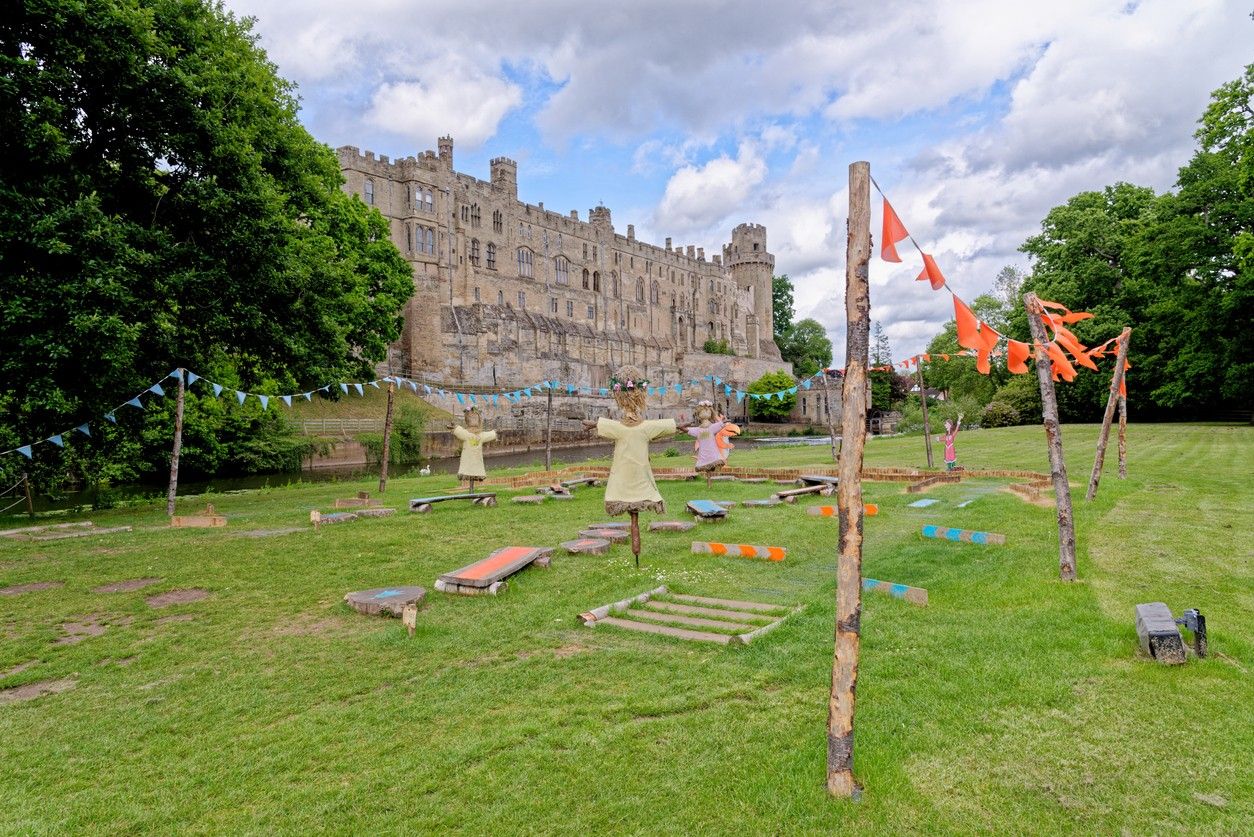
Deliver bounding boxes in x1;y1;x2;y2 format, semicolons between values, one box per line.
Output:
862;578;928;606
920;524;1006;545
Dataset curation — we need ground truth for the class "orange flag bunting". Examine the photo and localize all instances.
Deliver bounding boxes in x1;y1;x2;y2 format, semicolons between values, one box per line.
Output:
881;198;909;263
917;254;946;290
1046;342;1077;382
954;296;981;349
1039;300;1094;325
1007;340;1030;374
973;321;1000;374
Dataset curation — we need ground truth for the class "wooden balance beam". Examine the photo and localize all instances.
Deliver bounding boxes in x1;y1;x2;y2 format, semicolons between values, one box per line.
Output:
806;504;879;517
773;484;834;503
920;524;1006;545
863;578;927;606
409;493;497;513
435;546;554;596
691;541;787;562
333;492;383;509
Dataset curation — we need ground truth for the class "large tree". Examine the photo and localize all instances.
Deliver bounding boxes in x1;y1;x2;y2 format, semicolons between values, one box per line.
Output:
0;0;413;481
772;274;796;341
780;318;833;378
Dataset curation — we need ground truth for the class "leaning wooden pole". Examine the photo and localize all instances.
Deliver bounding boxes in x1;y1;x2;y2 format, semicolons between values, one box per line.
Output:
1023;293;1078;581
165;369;186;517
822;371;839;463
1117;393;1128;479
378;379;396;493
1085;328;1131;500
544;387;554;471
827;161;871;798
916;363;934;468
22;471;34;518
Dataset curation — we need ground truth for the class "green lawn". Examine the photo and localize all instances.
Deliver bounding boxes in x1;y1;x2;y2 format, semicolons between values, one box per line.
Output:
1;424;1251;834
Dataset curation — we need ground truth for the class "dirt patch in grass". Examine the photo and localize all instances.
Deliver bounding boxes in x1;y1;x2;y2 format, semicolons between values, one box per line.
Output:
146;589;211;608
93;578;163;593
552;643;587;659
2;660;39;678
0;581;65;596
55;616;108;646
0;677;76;705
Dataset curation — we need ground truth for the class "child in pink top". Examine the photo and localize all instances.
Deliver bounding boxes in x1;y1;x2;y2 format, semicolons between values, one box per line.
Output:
941;412;964;471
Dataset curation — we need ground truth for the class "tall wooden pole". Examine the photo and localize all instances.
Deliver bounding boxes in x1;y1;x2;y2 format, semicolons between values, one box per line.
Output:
1117;394;1128;479
378;379;396;493
22;471;34;517
1085;328;1131;500
545;387;554;471
166;369;185;517
822;372;839;463
1023;293;1077;581
827;161;870;799
916;363;934;468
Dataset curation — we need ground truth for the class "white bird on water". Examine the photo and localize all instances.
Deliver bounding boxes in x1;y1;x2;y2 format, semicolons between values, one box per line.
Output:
419;466;431;477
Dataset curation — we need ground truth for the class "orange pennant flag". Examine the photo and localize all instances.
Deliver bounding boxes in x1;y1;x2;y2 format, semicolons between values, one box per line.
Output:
1007;340;1030;374
1040;300;1094;324
1046;342;1077;382
1119;377;1127;398
974;321;1000;374
940;353;949;361
881;198;909;263
923;353;931;362
917;254;946;290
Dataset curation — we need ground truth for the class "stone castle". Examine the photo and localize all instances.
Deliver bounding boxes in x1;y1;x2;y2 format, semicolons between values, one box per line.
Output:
336;137;791;410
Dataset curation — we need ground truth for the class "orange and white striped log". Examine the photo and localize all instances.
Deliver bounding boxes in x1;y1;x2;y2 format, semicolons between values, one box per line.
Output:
807;504;878;517
690;541;787;562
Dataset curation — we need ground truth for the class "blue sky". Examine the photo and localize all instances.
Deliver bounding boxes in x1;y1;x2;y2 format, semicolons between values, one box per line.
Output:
227;0;1250;361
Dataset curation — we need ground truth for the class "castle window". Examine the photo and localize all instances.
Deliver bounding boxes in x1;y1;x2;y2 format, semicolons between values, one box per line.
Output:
474;287;480;302
517;247;533;277
486;243;496;270
493;210;503;233
413;226;435;255
566;300;574;317
498;290;504;305
593;271;601;292
592;246;597;259
363;179;374;205
635;279;645;303
413;185;433;212
469;238;480;265
470;204;481;228
519;221;525;237
518;291;526;308
612;272;619;297
709;279;714;293
582;269;590;290
587;305;594;319
550;297;558;313
556;234;563;250
650;282;659;304
555;256;569;285
583;243;588;259
461;205;470;222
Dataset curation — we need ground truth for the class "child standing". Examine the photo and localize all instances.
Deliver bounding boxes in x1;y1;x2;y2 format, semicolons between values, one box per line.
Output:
941;412;964;471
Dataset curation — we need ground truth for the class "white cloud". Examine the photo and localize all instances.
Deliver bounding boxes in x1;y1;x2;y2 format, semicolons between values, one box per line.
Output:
364;61;521;150
653;143;767;236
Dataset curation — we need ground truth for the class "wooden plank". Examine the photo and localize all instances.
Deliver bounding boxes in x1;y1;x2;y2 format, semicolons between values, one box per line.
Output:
670;593;785;613
648;521;695;532
170;515;228;528
920;525;1006;545
1135;602;1186;664
687;500;728;519
595;616;733;645
798;474;840;486
691;542;787;562
438;546;553;588
641;600;762;623
623;609;755;632
31;525;132;541
408;493;496;509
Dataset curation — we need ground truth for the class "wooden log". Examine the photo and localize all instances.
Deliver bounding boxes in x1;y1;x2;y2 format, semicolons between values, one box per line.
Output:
379;380;396;494
921;524;1006;545
1086;327;1132;501
828;160;870;799
579;585;668;624
170;515;228;528
862;578;927;606
917;362;934;468
774;484;831;500
1023;292;1078;581
1118;394;1128;479
166;368;185;517
690;541;787;562
1135;602;1186;664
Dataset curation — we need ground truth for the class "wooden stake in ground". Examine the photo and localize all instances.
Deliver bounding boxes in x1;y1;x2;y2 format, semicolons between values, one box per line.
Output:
916;363;934;469
1118;393;1128;479
378;379;396;494
827;160;871;799
166;369;186;517
1086;328;1131;501
545;386;554;471
822;372;839;463
629;510;641;568
1023;293;1078;581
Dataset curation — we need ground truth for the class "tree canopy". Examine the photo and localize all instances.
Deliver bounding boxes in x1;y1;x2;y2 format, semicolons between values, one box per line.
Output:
772;274;795;342
747;371;796;422
771;275;833;379
0;0;414;482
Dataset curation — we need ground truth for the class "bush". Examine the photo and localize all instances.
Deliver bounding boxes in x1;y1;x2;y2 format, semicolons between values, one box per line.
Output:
980;400;1021;428
357;403;429;466
662;446;679;457
746;371;797;422
991;375;1042;424
702;339;735;356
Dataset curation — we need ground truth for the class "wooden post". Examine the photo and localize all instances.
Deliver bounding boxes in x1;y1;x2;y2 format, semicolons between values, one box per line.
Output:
1023;293;1077;581
629;510;641;569
916;363;934;469
827;161;870;799
822;372;839;463
166;369;185;517
1118;394;1128;479
1085;328;1131;500
22;471;34;517
378;379;396;494
545;386;554;471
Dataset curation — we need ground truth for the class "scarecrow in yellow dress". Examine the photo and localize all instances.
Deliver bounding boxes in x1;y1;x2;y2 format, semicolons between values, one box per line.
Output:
583;366;680;567
447;406;496;493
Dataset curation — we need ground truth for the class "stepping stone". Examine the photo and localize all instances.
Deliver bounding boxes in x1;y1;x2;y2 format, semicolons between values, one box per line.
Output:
580;528;629;543
512;495;547;505
343;586;427;617
687;500;728;521
907;498;939;508
649;520;695;532
562;538;611;555
354;508;396;518
549;493;575;501
712;500;738;509
0;581;64;596
742;498;782;507
436;546;554;596
312;511;357;526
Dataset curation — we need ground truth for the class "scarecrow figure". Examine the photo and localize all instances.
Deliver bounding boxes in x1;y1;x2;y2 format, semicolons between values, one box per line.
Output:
687;400;726;488
447;406;496;493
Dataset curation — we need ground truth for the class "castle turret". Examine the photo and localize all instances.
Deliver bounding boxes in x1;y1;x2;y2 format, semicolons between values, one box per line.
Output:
491;156;518;199
725;223;779;360
438;136;454;170
589;206;613;233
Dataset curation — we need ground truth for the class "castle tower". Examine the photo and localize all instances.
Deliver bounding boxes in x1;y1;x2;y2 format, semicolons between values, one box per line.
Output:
438;136;454;170
491;157;518;199
724;223;780;360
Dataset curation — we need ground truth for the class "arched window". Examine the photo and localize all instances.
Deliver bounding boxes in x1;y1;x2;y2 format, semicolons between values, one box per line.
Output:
650;281;659;304
469;238;480;265
708;321;716;338
555;256;569;285
470;204;481;227
412;184;433;212
593;271;601;292
486;242;496;269
709;279;714;293
493;210;503;233
363;179;374;205
517;247;533;277
423;227;435;255
636;279;645;303
611;272;619;297
498;289;504;305
582;269;590;290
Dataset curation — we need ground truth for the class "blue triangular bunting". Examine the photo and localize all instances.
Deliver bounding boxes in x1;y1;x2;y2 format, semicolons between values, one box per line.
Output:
125;397;144;410
258;395;269;411
370;380;380;389
149;383;165;397
353;383;363;396
48;434;63;448
104;412;117;423
17;445;32;458
282;395;292;407
212;383;223;397
75;424;90;437
187;371;200;385
456;393;465;405
340;384;348;394
236;391;247;405
171;368;183;381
